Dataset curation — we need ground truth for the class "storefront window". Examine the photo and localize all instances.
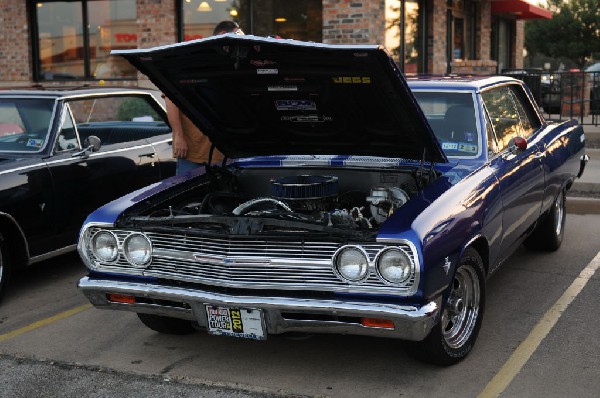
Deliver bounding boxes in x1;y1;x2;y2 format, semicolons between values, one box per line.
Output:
34;0;137;81
180;0;322;42
449;0;475;62
385;0;424;74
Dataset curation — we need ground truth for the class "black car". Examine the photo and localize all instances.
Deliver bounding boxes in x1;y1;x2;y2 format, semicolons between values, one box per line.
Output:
0;87;175;299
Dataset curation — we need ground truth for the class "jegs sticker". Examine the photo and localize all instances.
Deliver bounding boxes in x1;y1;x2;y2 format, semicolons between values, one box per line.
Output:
275;100;317;111
332;76;371;84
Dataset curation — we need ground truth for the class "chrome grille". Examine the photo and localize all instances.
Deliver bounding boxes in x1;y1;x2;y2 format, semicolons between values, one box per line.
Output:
85;228;418;295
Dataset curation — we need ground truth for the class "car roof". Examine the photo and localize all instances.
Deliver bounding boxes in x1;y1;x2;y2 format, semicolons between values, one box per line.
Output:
406;75;520;91
0;86;161;98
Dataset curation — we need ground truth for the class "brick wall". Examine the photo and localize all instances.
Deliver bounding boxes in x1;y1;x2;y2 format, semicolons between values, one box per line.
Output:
322;0;385;44
0;1;32;86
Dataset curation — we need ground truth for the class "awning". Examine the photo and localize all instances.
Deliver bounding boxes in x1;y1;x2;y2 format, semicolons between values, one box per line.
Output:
491;0;552;20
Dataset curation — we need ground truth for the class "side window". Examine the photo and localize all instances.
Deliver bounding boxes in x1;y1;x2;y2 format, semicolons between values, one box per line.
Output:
68;95;169;146
55;107;79;152
482;84;539;152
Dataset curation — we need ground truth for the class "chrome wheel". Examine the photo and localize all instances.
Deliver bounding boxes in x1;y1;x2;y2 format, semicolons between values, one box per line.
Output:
554;191;564;237
442;264;481;349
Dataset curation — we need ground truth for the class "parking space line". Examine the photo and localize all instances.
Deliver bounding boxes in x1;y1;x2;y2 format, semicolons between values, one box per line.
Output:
0;303;92;343
478;251;600;398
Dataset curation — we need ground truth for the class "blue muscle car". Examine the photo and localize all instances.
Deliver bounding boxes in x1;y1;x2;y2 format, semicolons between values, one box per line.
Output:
77;35;587;365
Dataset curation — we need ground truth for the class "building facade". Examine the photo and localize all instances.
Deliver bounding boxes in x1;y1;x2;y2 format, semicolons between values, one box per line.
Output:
0;0;550;87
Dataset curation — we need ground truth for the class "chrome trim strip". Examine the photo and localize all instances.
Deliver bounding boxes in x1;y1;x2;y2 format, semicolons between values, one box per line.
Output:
29;245;76;265
79;276;441;341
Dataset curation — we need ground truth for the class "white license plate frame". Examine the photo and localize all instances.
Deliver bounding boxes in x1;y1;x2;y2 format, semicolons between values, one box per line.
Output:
205;305;266;340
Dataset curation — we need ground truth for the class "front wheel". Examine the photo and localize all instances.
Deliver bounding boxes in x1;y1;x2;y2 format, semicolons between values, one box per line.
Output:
524;189;566;251
406;247;485;366
137;313;197;335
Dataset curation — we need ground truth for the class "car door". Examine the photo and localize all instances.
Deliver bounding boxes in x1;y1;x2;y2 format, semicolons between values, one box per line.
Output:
483;84;545;259
45;94;168;247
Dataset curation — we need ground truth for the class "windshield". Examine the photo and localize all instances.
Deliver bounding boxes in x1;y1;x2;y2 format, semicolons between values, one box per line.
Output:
0;98;55;153
412;92;481;158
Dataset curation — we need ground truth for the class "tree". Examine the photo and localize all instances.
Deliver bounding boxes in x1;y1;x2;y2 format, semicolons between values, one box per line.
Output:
525;0;600;68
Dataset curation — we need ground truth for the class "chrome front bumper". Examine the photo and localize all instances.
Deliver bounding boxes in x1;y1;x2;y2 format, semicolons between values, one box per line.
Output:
78;276;441;341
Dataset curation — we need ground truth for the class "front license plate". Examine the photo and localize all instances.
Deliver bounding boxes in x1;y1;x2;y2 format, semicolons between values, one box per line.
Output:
205;305;266;340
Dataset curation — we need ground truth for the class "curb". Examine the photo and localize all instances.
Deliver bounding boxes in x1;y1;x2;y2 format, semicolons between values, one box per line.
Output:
567;196;600;215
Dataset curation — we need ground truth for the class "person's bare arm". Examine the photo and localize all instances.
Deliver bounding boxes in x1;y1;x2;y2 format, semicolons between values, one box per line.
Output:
165;97;188;158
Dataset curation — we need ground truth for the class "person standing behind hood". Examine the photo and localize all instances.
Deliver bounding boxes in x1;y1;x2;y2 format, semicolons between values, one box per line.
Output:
166;21;244;175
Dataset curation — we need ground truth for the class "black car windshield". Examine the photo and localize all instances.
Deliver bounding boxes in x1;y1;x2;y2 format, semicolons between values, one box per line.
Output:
0;98;55;153
412;92;480;158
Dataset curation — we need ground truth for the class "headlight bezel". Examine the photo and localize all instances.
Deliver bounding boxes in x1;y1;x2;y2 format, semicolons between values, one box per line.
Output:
90;230;119;263
374;247;414;285
332;245;371;283
122;233;153;267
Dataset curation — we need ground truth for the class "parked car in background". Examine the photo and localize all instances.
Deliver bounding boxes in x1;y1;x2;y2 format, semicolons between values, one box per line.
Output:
0;87;175;299
77;35;587;365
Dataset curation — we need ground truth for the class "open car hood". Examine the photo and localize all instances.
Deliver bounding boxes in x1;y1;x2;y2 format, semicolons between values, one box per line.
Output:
114;35;447;163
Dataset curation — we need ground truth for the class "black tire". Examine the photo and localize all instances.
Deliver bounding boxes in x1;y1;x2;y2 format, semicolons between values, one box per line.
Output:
524;190;566;251
137;313;197;335
406;247;485;366
0;236;11;302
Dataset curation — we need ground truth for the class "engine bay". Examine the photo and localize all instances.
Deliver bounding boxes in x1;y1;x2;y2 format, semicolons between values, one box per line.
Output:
129;166;431;234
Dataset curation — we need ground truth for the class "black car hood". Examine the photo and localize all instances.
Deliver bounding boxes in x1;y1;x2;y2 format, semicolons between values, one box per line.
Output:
114;35;446;163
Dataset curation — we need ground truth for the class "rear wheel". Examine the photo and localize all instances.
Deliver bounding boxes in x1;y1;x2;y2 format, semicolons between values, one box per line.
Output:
137;313;197;335
524;189;565;251
406;247;485;366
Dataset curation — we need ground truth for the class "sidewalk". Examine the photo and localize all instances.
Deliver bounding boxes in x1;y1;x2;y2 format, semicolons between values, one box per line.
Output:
568;121;600;214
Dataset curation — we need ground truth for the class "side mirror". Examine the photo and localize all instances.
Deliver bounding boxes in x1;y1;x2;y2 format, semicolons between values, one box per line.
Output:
83;135;102;152
509;136;527;154
73;135;102;158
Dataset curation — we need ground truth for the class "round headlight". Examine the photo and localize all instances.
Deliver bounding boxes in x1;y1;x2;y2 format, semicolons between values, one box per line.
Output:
376;248;413;284
91;231;118;262
334;246;369;282
123;233;152;267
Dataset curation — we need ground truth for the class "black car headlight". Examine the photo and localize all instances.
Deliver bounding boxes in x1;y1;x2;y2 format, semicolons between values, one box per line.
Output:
123;233;152;267
91;231;118;263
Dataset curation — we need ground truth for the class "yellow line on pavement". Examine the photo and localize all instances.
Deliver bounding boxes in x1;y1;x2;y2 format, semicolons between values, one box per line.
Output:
478;252;600;398
0;303;92;343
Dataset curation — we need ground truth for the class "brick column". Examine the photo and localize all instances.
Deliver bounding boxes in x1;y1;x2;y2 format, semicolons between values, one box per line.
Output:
430;0;447;74
513;20;524;68
322;0;386;45
0;1;32;85
136;0;177;87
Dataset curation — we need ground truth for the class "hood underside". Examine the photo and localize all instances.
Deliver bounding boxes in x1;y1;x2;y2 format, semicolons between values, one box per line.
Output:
114;35;446;163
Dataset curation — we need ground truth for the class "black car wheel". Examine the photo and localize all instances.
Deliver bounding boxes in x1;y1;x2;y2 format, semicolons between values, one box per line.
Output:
137;313;197;335
524;189;565;251
406;247;485;366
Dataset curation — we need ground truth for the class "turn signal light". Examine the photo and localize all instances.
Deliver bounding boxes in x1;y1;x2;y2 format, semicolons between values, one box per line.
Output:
361;317;395;329
107;293;135;304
